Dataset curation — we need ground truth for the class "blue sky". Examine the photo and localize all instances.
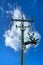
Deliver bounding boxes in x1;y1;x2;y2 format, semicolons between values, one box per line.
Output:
0;0;43;65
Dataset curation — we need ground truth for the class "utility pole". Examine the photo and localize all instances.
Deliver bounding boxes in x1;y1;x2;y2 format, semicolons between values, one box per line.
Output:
11;14;39;65
11;15;33;65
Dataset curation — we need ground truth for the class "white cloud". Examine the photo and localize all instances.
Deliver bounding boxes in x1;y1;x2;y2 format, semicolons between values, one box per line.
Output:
3;7;41;52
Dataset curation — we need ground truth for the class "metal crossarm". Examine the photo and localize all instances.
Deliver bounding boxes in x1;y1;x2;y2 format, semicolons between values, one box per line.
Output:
11;15;33;22
12;19;33;22
16;25;31;29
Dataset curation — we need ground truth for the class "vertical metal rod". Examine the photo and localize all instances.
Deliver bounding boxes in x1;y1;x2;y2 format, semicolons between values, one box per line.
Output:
21;21;24;65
